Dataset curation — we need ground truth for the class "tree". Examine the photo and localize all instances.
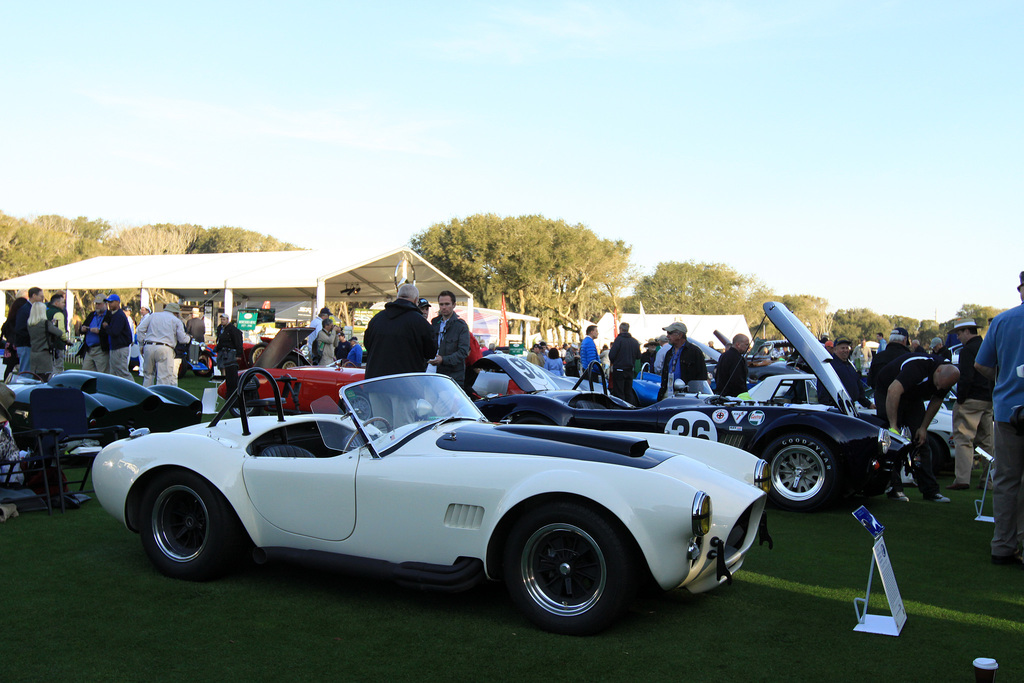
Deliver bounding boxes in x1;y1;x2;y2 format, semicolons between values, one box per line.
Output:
191;226;299;253
831;308;893;344
410;214;633;337
954;303;1007;328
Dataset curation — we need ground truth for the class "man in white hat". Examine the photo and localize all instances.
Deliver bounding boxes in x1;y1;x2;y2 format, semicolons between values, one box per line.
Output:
948;318;994;490
136;302;190;386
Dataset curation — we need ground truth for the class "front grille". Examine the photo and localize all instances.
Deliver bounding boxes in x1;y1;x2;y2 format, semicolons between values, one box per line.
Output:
720;433;747;449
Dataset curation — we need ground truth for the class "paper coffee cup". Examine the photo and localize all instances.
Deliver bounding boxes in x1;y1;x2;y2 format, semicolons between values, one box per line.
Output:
973;657;997;682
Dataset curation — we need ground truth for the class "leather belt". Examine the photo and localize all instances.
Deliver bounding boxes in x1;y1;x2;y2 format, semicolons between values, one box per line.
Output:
145;341;174;348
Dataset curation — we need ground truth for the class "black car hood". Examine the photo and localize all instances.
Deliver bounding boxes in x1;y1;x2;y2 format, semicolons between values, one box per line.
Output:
435;423;670;469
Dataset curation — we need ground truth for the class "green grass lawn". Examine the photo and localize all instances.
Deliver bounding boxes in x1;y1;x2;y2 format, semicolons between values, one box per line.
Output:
3;369;1021;681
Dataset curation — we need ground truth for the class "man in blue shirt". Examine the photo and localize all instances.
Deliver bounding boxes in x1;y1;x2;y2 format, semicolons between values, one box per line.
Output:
578;325;601;385
975;270;1024;566
346;337;363;366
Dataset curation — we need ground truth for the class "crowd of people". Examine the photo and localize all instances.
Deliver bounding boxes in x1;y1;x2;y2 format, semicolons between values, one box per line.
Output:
0;288;248;389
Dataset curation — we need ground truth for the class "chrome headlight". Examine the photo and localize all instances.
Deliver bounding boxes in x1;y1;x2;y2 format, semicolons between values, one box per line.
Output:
753;459;770;493
691;491;712;537
878;427;892;455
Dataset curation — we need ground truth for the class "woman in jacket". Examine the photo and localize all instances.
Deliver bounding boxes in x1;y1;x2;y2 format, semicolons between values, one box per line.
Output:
27;302;66;379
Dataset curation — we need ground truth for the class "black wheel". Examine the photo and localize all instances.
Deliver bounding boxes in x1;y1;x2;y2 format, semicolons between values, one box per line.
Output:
928;432;952;476
139;470;247;581
763;432;841;512
194;352;214;377
177;357;190;378
503;501;637;635
512;414;556;425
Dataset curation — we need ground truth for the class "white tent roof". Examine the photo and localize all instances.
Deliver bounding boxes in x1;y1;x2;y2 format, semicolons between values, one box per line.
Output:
0;247;471;303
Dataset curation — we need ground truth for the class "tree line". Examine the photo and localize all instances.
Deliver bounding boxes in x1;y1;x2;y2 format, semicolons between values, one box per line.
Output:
2;209;1005;343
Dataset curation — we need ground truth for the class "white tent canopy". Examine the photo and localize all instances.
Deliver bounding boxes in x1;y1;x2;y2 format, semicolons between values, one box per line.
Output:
0;247;473;321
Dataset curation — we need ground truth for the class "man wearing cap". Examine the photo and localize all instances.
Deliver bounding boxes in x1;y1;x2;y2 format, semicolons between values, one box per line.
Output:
417;298;431;320
875;352;959;503
136;302;191;386
715;334;751;398
306;307;332;358
930;336;949;361
818;338;872;410
214;313;244;377
658;322;709;400
609;322;641;403
79;296;110;373
526;341;546;368
947;318;994;490
364;284;437;379
653;334;671;374
101;294;133;379
185;308;206;343
868;326;911;390
974;271;1024;565
639;339;659;372
346;336;363;366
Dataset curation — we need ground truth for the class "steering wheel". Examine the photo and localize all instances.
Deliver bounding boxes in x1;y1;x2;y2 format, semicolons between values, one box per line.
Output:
343;416;392;451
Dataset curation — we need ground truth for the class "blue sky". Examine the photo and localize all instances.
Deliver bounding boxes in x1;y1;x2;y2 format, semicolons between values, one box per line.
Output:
2;1;1021;321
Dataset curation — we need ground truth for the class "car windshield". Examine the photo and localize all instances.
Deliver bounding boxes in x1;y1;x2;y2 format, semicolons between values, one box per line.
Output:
341;373;484;453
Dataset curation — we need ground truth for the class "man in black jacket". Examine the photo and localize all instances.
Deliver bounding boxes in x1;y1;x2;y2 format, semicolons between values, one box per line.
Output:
714;334;750;397
948;318;994;490
215;314;245;377
867;326;911;390
428;290;470;385
658;322;709;400
364;284;437;379
608;322;641;404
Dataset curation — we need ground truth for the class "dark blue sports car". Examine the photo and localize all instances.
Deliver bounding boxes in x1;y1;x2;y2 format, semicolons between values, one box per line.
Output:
473;303;909;512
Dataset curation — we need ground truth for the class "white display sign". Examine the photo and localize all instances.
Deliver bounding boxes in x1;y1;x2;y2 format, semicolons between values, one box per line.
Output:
851;506;906;637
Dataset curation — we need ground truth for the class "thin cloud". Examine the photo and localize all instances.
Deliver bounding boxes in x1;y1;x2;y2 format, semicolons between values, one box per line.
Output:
83;92;456;157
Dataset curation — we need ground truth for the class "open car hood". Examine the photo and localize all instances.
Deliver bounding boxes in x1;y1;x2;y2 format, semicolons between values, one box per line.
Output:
762;301;855;416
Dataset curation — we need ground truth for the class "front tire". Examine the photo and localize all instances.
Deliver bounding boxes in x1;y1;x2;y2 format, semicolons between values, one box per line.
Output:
763;432;841;512
503;502;637;635
139;470;247;581
194;352;214;377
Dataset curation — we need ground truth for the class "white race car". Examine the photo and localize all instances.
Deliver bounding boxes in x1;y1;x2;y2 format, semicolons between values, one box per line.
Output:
94;371;770;635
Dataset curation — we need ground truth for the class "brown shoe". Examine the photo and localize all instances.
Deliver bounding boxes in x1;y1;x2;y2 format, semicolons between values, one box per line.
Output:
946;483;970;491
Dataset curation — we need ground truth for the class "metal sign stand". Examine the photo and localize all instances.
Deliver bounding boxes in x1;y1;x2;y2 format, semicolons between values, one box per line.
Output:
851;506;906;637
974;447;996;523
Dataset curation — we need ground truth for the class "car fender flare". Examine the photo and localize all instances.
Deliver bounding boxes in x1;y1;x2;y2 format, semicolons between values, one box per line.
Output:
749;412;854;461
481;469;662;583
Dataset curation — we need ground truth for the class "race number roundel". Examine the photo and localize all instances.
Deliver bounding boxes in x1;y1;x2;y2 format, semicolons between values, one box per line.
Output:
665;411;718;441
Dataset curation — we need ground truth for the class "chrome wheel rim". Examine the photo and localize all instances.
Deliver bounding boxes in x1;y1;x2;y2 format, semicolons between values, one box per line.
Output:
152;485;209;562
520;523;606;616
771;445;826;501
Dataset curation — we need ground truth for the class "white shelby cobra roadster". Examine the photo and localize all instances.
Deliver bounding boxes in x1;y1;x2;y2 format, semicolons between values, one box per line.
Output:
94;371;771;635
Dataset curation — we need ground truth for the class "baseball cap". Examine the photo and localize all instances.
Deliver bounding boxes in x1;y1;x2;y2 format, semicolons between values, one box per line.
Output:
318;307;331;317
834;337;853;346
105;293;120;303
891;327;909;337
93;295;107;304
663;322;687;335
417;298;430;309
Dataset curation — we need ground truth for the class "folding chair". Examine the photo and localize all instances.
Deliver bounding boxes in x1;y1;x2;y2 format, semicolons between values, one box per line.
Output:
28;387;126;510
1;429;60;515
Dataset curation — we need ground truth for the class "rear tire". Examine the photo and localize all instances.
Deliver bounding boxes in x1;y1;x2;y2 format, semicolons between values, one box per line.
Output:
139;470;247;581
763;432;841;512
503;501;637;635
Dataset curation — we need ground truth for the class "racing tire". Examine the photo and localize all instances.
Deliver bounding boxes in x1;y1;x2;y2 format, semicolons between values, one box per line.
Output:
511;414;556;426
194;352;215;378
763;432;841;512
503;501;637;636
139;470;248;581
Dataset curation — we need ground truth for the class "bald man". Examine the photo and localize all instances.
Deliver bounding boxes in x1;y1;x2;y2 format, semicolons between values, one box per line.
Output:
875;353;960;503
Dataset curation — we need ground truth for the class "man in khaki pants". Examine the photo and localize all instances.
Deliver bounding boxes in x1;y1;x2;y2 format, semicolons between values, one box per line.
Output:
136;302;190;386
948;318;994;490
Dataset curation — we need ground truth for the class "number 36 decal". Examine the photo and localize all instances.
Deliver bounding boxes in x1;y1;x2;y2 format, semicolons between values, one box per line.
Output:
665;411;718;440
